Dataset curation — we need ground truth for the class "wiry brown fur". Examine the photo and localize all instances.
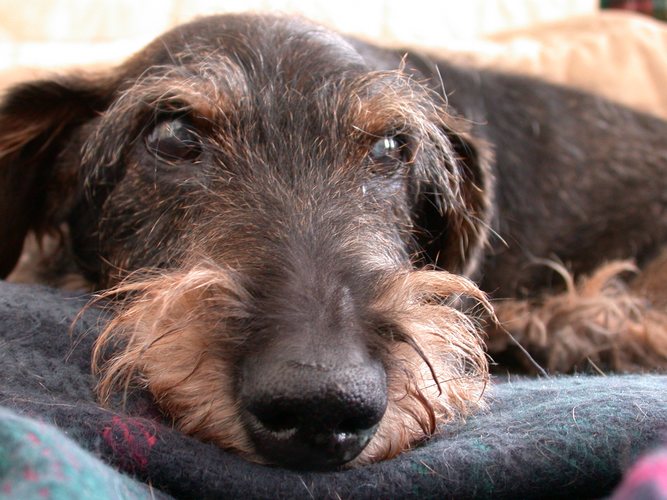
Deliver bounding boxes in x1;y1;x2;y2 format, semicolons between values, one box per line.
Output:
93;266;256;457
2;13;667;470
488;259;667;373
93;265;489;464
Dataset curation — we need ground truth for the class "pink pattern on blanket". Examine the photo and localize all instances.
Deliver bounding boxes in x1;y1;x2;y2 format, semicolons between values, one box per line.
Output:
612;449;667;499
102;416;158;472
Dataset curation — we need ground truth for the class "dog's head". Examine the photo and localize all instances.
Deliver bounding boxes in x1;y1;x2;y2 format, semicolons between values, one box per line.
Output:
0;14;492;469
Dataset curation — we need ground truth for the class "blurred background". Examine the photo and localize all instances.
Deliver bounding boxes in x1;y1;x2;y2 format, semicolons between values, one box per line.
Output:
0;0;666;115
0;0;602;68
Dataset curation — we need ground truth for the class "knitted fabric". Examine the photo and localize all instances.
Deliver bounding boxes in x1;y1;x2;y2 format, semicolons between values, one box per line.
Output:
1;281;666;499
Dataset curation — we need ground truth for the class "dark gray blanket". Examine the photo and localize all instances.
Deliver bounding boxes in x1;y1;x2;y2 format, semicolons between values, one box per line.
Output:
0;281;666;499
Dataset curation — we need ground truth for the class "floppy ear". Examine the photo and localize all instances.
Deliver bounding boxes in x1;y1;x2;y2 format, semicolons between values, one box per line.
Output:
0;75;111;277
413;121;494;277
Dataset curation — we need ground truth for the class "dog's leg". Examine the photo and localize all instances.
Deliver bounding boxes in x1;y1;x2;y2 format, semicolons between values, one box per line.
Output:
632;247;667;308
486;256;667;373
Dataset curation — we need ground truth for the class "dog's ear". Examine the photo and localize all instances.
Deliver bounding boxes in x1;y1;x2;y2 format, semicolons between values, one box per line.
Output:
413;121;494;277
0;75;111;277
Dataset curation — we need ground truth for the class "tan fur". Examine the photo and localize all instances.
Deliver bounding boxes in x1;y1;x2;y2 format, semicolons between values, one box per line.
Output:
8;230;92;290
632;247;667;308
93;265;256;457
92;265;490;465
357;270;489;463
487;259;667;373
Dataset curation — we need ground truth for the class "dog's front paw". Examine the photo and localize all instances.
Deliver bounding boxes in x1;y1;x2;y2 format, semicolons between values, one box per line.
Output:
488;260;667;373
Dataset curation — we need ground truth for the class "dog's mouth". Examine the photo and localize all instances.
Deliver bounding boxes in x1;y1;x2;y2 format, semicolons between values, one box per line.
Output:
243;410;382;469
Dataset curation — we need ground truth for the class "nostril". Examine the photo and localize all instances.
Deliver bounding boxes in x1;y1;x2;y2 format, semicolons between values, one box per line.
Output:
339;415;374;434
247;402;299;433
241;364;388;469
248;394;385;434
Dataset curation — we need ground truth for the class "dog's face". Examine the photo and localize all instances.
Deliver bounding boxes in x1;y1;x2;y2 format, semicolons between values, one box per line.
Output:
0;14;491;469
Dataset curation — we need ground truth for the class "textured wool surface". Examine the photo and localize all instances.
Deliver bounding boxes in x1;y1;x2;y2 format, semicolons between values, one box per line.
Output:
0;407;165;499
0;281;666;499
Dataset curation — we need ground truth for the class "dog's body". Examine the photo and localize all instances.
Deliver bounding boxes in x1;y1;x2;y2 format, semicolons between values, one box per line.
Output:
1;14;667;469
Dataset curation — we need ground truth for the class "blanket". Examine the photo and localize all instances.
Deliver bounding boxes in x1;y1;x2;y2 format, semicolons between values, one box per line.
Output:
1;281;667;499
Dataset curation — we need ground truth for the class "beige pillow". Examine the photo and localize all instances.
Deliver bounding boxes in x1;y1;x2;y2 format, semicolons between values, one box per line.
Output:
2;12;667;119
442;11;667;118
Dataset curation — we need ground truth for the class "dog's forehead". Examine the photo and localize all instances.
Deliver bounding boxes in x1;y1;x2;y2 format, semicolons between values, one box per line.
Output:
105;14;434;147
128;14;367;78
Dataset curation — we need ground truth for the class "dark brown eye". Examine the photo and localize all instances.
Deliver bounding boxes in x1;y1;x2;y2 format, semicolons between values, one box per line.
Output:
369;135;409;168
145;117;202;162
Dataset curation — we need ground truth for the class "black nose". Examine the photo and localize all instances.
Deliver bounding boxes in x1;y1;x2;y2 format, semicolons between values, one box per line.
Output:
242;360;387;469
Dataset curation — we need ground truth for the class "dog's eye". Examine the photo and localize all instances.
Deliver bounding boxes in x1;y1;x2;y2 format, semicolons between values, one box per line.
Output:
145;118;202;162
368;136;409;171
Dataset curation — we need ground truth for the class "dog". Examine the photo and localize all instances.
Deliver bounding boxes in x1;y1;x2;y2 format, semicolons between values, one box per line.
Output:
1;13;667;470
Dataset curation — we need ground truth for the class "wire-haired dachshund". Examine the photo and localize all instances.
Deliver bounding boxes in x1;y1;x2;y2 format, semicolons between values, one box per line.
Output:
1;13;666;469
